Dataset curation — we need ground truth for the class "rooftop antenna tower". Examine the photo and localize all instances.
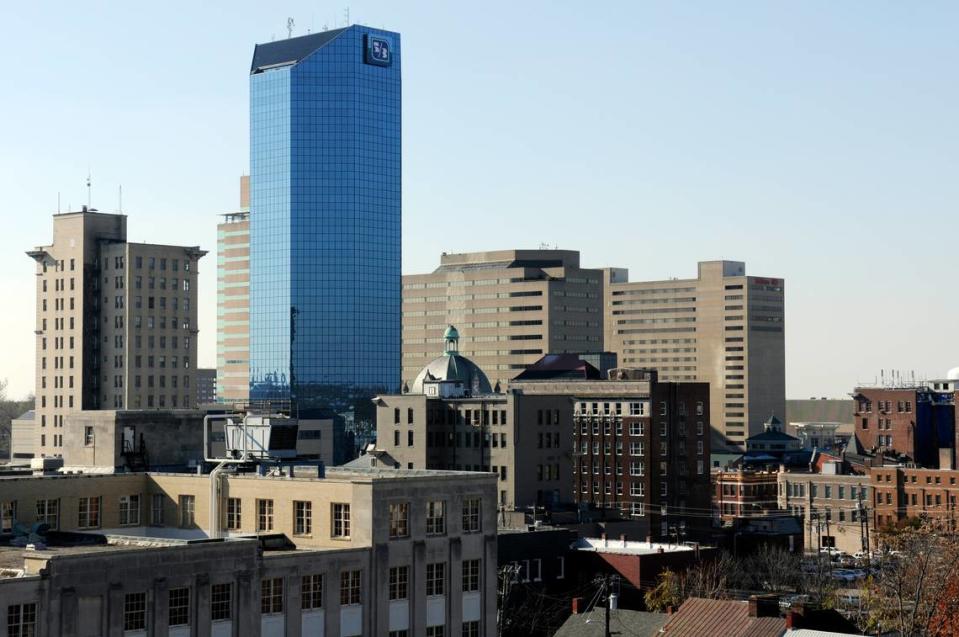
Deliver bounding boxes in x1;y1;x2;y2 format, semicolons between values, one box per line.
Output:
344;7;350;26
287;17;295;39
118;185;123;214
86;171;92;209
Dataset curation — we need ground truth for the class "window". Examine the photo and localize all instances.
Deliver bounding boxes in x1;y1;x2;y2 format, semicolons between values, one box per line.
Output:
151;494;164;525
389;502;409;538
289;500;313;535
463;559;481;592
427;627;445;637
124;592;147;631
179;495;195;528
84;426;94;446
257;499;274;532
462;621;480;637
226;497;241;530
119;494;140;526
7;603;37;636
211;583;232;621
78;496;100;528
389;565;409;600
427;500;446;535
332;503;351;538
427;562;446;596
169;587;190;627
462;497;481;533
36;498;59;529
302;574;323;610
340;570;361;605
261;578;283;615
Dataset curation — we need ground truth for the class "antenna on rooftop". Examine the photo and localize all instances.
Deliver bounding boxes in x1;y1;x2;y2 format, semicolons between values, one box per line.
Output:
118;185;123;214
287;17;295;38
344;7;350;26
57;192;61;214
86;171;92;209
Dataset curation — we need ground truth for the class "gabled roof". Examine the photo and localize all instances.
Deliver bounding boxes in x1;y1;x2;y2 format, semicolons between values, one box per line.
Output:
662;598;785;637
250;28;348;73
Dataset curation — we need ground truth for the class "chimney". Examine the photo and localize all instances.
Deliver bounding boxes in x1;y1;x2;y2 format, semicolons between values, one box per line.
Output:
785;611;796;629
601;532;607;547
748;594;780;618
572;597;583;614
666;605;674;615
620;533;628;547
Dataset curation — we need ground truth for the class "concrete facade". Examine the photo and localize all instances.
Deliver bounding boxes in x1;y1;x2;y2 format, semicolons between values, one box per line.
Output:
0;467;498;636
62;410;207;472
27;209;206;458
401;250;605;390
373;390;573;511
10;410;35;460
605;261;785;448
216;201;250;406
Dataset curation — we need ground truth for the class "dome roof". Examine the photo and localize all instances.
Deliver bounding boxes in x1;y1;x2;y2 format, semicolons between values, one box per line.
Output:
409;324;493;395
410;353;493;395
948;367;959;381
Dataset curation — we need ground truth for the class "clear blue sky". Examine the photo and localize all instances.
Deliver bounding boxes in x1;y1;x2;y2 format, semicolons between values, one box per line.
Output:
2;1;957;400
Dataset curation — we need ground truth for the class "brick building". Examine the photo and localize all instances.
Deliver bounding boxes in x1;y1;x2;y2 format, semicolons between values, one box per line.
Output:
570;369;711;535
713;469;780;523
870;465;959;532
852;384;957;468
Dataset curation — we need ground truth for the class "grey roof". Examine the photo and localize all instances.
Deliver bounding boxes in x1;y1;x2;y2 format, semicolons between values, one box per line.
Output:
14;410;35;421
555;609;669;637
410;353;492;395
749;429;800;443
785;399;855;425
250;28;347;73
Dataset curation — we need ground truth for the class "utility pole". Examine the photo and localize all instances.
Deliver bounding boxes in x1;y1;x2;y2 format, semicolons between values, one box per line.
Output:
497;563;520;637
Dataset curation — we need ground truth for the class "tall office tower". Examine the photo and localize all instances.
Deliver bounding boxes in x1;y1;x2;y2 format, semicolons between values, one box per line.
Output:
402;250;605;389
249;26;401;424
604;261;785;447
216;176;250;404
27;208;206;457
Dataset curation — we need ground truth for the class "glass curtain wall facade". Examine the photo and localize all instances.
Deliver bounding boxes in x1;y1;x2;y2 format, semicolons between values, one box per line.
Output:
249;25;401;424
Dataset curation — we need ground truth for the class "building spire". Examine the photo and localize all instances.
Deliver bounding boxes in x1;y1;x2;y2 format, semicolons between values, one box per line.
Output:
443;325;460;355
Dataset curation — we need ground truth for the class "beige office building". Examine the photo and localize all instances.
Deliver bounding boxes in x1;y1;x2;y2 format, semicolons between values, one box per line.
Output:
0;466;497;636
216;218;250;404
27;208;206;458
605;260;785;447
402;250;604;389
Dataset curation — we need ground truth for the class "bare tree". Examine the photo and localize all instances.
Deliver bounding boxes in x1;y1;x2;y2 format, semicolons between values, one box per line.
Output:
857;519;959;636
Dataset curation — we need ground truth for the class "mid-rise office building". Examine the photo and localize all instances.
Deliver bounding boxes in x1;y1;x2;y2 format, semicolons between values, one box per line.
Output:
852;378;958;468
0;466;497;636
376;327;573;511
216;176;250;405
778;467;872;554
378;328;711;537
249;26;401;422
402;250;604;389
27;209;205;458
605;260;785;447
568;368;711;534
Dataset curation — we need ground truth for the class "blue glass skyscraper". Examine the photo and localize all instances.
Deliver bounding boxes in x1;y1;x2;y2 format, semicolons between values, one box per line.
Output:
248;26;401;422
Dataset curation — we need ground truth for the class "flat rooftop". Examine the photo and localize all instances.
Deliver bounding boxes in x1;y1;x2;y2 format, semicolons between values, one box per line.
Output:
573;537;700;556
